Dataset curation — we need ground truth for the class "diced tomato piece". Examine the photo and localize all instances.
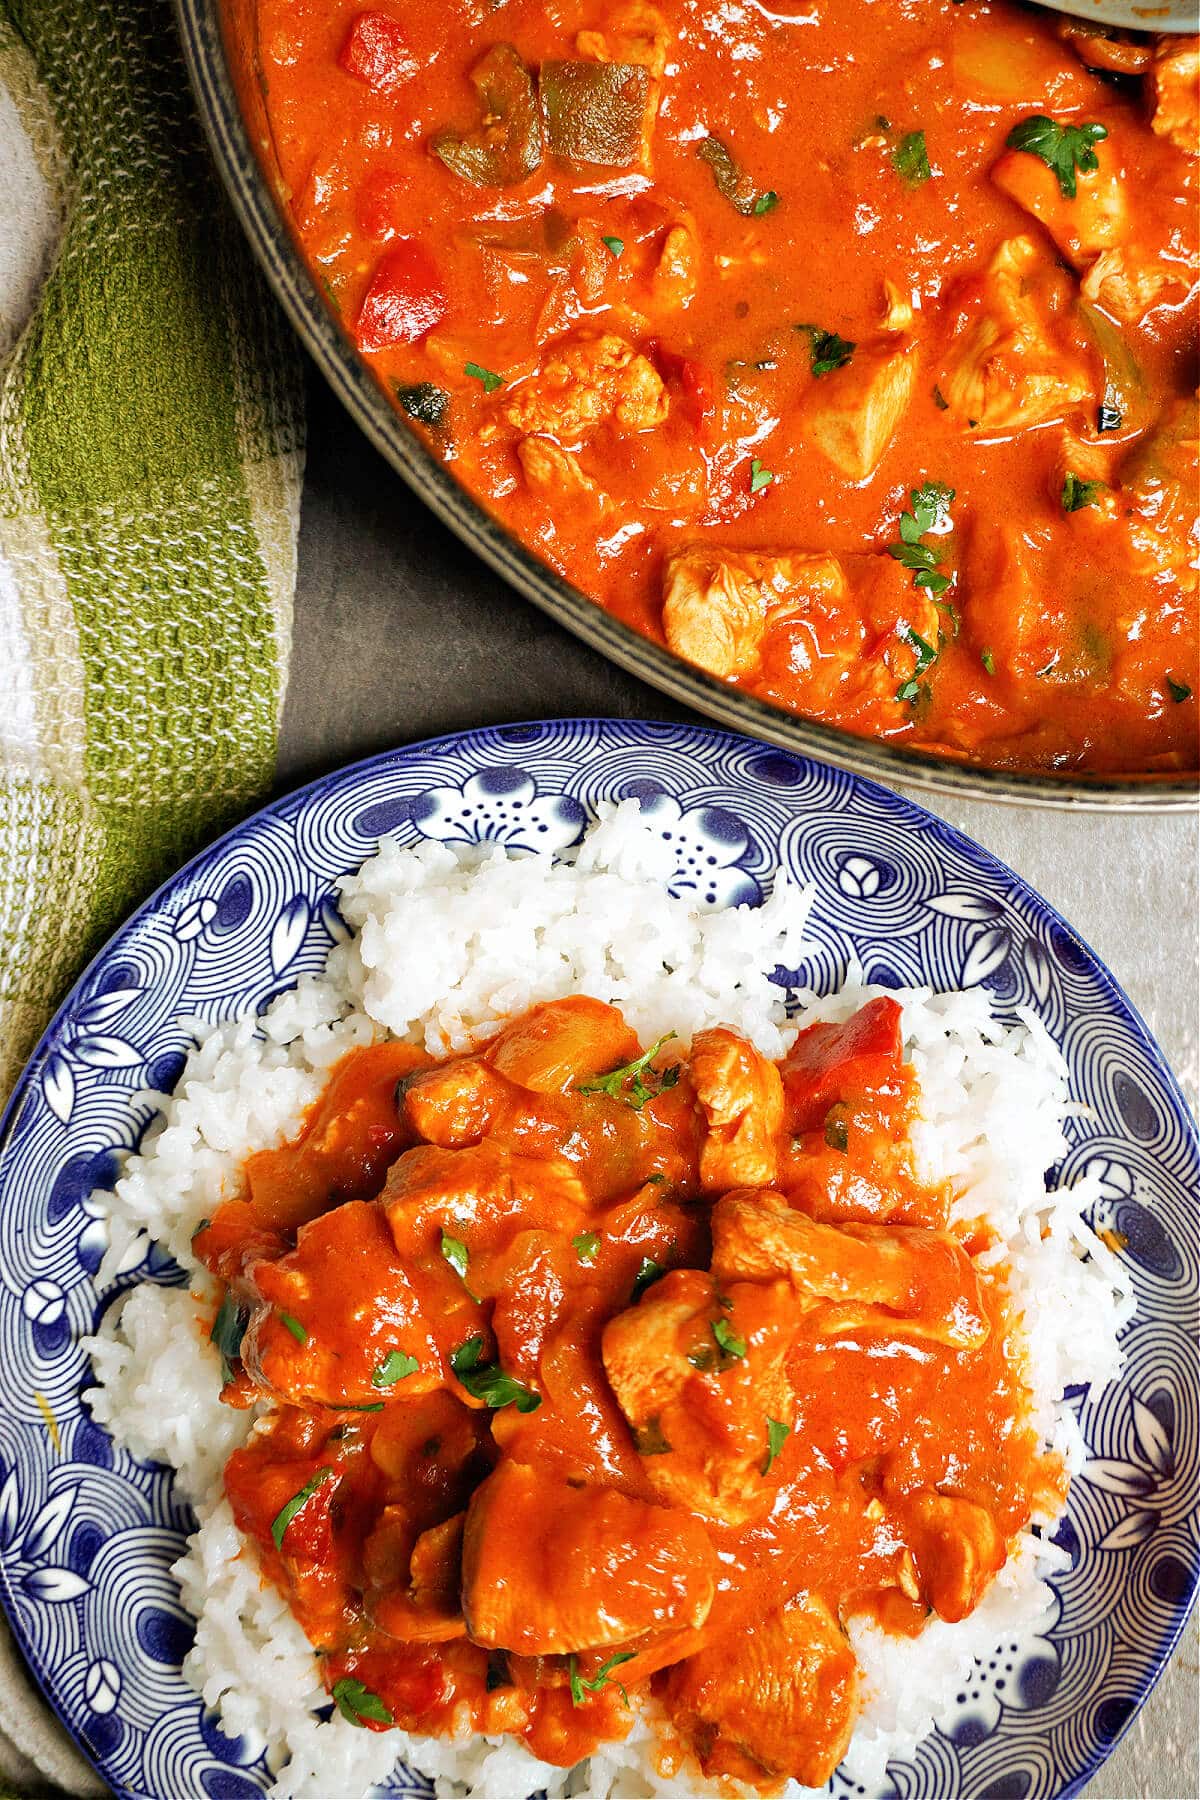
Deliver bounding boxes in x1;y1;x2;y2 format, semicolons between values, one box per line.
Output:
356;242;449;352
780;997;904;1132
325;1644;454;1729
192;1198;286;1284
337;11;416;91
649;342;716;442
225;1450;338;1567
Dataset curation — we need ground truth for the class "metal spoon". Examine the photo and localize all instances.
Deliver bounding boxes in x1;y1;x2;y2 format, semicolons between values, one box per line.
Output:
1033;0;1196;30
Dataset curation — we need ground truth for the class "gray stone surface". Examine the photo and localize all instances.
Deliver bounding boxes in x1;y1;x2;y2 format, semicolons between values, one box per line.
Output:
278;366;1199;1799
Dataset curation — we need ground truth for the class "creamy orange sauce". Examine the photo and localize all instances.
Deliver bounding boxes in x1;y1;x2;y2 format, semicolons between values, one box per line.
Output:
196;996;1062;1786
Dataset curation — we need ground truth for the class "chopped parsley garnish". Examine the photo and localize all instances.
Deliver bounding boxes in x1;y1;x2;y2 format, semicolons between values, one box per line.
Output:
278;1311;307;1345
440;1230;470;1281
1005;115;1107;200
633;1416;673;1455
895;623;940;705
712;1318;747;1361
395;382;450;428
210;1291;248;1384
450;1336;540;1412
753;189;780;215
981;647;997;677
578;1032;680;1110
331;1677;394;1728
572;1231;601;1266
762;1417;791;1476
796;323;855;377
1167;677;1192;703
569;1651;634;1707
464;360;504;394
887;484;956;699
749;457;774;494
631;1256;666;1302
372;1350;419;1387
601;235;624;257
893;129;931;186
271;1466;334;1551
1062;472;1103;512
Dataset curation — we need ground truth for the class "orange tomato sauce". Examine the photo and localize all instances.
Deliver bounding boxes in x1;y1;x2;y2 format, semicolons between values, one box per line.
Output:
195;997;1064;1785
249;0;1198;774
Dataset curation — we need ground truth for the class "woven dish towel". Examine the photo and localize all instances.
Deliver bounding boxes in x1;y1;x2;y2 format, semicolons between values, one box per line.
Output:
0;0;304;1095
0;0;304;1788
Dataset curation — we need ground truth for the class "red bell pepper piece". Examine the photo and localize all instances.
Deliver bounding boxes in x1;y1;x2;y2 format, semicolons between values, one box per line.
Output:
781;996;904;1132
338;11;416;91
356;242;448;351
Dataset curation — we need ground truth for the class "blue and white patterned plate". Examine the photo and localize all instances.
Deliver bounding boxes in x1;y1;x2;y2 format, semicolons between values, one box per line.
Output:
0;719;1195;1800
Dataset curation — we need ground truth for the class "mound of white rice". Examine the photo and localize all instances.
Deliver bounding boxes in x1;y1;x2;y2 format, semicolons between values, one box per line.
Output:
84;804;1135;1799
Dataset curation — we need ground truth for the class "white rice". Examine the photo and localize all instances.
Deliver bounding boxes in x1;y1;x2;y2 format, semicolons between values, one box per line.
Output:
83;802;1135;1799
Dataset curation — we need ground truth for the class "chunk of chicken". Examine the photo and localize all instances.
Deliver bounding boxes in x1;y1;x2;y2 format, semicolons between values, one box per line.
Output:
503;331;668;439
461;1459;715;1653
991;145;1126;268
241;1200;442;1407
401;1057;506;1146
384;1142;589;1340
666;1595;858;1787
710;1189;989;1350
937;236;1094;432
384;1140;589;1252
602;1268;798;1524
1148;37;1199;155
517;435;598;499
1081;245;1197;324
689;1027;784;1190
661;545;848;679
893;1491;1006;1622
803;338;919;481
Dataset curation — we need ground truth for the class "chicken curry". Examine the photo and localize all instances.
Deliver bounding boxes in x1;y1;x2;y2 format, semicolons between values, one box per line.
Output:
250;0;1198;775
196;995;1063;1786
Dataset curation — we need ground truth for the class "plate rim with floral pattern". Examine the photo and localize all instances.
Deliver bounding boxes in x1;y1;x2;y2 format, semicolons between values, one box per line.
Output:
0;717;1195;1800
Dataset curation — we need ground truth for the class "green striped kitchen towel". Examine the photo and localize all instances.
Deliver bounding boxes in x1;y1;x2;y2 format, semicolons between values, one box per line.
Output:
0;0;304;1094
